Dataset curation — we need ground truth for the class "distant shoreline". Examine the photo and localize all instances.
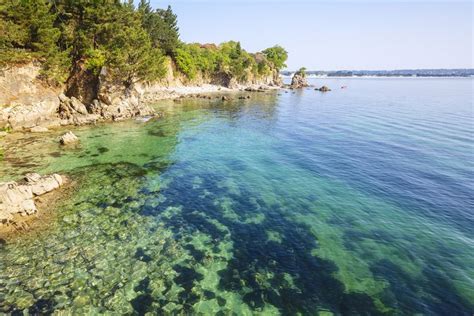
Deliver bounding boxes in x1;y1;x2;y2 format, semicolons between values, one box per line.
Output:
281;69;474;78
281;75;474;79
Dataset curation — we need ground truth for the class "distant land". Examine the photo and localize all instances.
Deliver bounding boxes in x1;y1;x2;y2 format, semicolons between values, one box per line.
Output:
281;69;474;78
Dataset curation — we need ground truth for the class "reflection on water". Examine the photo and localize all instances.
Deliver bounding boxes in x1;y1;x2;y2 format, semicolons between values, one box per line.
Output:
0;81;473;314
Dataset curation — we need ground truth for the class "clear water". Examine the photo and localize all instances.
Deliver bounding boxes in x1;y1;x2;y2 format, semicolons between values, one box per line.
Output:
0;78;473;314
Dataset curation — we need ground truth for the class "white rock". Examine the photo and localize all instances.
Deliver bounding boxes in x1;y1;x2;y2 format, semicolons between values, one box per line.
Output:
25;173;42;183
21;199;37;215
59;131;79;145
29;174;61;196
0;173;64;222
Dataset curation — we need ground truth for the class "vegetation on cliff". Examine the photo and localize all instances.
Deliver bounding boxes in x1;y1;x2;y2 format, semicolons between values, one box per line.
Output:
0;0;287;86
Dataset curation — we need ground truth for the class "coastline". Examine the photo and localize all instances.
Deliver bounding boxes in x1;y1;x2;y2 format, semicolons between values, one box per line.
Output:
0;83;280;237
0;63;281;133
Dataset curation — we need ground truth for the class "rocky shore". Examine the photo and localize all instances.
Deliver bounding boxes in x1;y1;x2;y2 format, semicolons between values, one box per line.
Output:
0;63;281;133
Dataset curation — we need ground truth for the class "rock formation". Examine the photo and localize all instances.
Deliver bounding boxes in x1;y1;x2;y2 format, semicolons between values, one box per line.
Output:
0;63;61;130
59;131;79;145
0;173;63;223
290;72;309;89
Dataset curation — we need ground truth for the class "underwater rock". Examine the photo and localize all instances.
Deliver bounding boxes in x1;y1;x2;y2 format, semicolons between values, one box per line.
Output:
0;173;64;222
59;131;79;145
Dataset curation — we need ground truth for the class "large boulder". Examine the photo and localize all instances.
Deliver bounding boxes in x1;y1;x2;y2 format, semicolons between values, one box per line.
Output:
0;174;63;222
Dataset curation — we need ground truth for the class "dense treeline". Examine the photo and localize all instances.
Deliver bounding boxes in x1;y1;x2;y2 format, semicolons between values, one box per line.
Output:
0;0;287;86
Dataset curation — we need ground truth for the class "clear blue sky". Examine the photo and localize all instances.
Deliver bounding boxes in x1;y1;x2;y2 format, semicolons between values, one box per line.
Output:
145;0;473;71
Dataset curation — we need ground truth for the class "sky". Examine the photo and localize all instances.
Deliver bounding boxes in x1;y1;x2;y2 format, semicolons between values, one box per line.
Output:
146;0;473;71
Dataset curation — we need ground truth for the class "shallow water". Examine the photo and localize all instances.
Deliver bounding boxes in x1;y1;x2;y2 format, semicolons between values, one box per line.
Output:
0;78;473;314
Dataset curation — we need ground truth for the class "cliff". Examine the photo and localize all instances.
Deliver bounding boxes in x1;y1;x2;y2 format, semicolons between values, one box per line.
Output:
0;59;282;131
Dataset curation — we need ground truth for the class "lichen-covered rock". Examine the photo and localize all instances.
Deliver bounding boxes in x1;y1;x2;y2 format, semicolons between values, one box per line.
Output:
0;173;63;222
59;131;79;145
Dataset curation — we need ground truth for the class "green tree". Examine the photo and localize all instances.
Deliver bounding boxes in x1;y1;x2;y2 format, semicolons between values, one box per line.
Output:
139;1;179;55
262;45;288;70
296;67;307;77
0;0;69;83
174;45;197;79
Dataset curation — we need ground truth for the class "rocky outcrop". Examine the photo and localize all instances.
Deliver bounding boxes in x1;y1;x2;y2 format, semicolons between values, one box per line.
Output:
58;93;99;125
94;67;155;121
59;131;79;145
0;173;63;223
290;72;309;89
0;63;61;130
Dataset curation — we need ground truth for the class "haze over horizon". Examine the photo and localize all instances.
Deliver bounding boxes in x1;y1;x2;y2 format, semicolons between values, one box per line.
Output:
147;0;473;71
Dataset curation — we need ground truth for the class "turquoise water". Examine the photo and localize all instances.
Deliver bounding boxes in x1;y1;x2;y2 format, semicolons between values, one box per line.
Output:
0;78;473;314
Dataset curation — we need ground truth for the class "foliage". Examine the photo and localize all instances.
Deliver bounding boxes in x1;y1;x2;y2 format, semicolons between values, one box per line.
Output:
0;0;169;84
296;67;307;77
174;46;198;79
0;0;69;84
138;1;180;56
174;41;287;82
0;1;287;86
263;45;288;70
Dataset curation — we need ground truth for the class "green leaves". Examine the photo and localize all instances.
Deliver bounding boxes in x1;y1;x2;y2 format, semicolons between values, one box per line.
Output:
1;1;287;87
262;45;288;71
174;41;287;83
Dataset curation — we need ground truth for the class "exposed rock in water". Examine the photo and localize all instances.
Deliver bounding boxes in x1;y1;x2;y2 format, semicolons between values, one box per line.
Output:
244;87;266;92
59;131;79;145
316;86;331;92
0;173;64;223
290;73;309;89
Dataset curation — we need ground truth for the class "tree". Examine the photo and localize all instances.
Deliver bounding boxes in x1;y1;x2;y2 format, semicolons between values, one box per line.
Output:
174;45;197;79
296;67;307;77
0;0;69;83
139;2;179;55
262;45;288;70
